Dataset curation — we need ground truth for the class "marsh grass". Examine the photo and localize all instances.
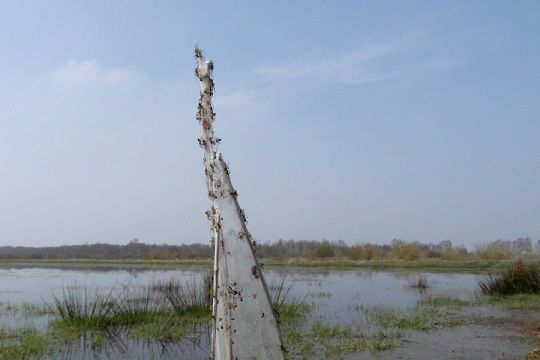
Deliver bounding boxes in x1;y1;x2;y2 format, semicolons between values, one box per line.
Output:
0;329;47;360
312;322;353;338
151;273;211;315
285;320;400;356
418;295;473;308
308;322;399;355
45;274;312;351
276;302;310;324
282;288;476;357
9;272;538;358
312;297;469;356
15;273;518;358
363;302;463;332
420;293;540;310
281;327;315;353
476;293;540;309
409;274;430;290
50;286;117;324
478;260;540;295
268;277;294;309
325;334;396;354
46;276;212;346
110;286;165;326
268;277;310;324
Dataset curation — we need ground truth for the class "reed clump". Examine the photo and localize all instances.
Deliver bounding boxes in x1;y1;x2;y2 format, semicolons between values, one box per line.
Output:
48;274;308;338
50;286;117;326
409;274;430;290
151;272;212;315
478;260;540;295
49;275;212;333
44;272;313;353
268;277;310;323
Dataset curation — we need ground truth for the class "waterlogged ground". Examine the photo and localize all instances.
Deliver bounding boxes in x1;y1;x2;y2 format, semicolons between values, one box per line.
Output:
0;264;538;359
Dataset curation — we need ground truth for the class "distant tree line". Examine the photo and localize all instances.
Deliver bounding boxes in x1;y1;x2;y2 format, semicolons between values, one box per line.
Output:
256;237;539;260
0;237;538;261
0;239;211;260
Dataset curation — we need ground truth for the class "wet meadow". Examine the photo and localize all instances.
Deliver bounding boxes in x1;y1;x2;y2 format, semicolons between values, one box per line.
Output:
0;261;539;359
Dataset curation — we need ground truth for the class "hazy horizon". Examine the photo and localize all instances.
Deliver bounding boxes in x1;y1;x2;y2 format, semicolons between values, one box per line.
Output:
0;237;538;253
1;1;539;248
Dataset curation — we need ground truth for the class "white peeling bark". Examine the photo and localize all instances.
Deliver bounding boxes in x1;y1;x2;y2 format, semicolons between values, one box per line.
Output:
194;48;285;360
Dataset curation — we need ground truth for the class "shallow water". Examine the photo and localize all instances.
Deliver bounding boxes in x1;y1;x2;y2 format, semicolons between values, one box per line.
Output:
0;265;482;359
43;325;211;360
0;266;479;302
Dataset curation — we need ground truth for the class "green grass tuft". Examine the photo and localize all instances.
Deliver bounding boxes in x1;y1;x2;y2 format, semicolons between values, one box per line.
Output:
478;260;540;295
476;293;540;309
419;295;473;308
0;329;47;360
311;323;353;338
364;304;461;331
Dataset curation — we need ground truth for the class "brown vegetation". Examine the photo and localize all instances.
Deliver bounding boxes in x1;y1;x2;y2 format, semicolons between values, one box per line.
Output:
0;237;538;262
478;260;540;295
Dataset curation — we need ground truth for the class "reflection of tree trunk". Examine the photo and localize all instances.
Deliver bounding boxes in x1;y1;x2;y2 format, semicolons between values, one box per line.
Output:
194;47;285;360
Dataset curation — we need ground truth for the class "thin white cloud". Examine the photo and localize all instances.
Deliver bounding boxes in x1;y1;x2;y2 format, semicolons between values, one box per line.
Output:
51;60;148;87
255;38;473;85
254;42;400;84
214;88;258;108
425;56;472;71
213;87;274;122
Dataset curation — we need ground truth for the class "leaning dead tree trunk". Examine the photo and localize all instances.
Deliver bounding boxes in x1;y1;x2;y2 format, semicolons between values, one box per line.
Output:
194;48;285;360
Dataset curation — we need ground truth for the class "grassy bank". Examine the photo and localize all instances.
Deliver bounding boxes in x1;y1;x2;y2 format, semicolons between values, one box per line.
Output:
0;258;516;271
0;258;212;268
267;258;514;271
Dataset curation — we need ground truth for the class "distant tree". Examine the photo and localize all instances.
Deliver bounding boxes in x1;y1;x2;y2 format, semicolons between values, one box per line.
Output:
441;247;461;260
439;240;453;250
512;237;532;252
390;240;424;260
314;241;335;259
474;243;515;260
364;244;380;260
348;245;363;260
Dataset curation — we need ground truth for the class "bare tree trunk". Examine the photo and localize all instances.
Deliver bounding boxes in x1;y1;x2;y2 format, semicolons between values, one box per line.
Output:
194;48;285;360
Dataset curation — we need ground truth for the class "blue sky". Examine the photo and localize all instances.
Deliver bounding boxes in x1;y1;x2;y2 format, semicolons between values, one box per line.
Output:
0;1;539;247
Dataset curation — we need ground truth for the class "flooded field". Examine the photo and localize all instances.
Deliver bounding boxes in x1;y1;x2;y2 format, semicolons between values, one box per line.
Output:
0;264;538;359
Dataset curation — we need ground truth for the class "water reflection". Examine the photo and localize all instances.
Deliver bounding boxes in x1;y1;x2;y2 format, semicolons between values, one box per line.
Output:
44;324;210;360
